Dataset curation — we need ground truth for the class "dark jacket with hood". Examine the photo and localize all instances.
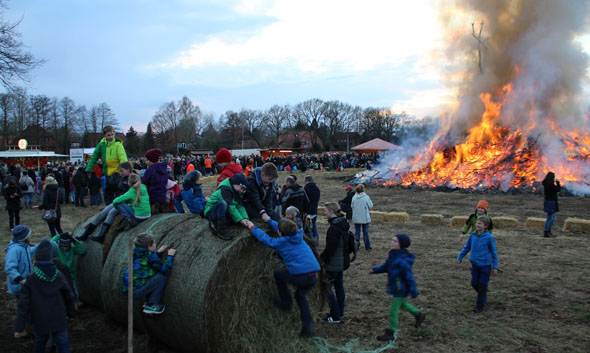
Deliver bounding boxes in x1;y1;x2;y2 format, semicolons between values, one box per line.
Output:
3;182;22;210
372;249;419;298
320;216;351;272
543;179;561;212
282;182;310;216
40;184;64;218
304;181;320;216
142;162;169;203
243;168;274;216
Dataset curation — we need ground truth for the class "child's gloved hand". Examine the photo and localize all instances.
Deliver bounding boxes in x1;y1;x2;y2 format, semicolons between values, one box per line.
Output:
411;289;419;298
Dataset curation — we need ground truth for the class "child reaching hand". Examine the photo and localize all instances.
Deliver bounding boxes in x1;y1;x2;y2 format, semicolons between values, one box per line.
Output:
369;234;426;342
457;216;498;313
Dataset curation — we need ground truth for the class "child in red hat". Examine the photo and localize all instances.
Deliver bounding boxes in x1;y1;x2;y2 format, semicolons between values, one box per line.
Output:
215;148;244;186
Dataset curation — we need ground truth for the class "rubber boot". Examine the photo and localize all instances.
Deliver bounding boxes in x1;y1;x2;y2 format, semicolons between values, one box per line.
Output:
75;223;97;241
215;220;234;240
543;231;550;238
376;328;395;341
90;223;111;243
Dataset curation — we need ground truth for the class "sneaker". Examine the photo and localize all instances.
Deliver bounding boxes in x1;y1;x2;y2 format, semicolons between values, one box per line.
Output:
325;316;341;323
143;303;165;315
414;312;426;328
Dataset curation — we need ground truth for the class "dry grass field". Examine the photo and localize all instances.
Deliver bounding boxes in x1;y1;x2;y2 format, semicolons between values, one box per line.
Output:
1;170;589;352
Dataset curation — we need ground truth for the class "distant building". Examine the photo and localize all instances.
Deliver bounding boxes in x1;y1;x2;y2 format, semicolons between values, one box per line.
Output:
278;131;323;150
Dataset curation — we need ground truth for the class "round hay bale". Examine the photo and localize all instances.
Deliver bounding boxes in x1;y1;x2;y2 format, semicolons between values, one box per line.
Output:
524;217;546;231
420;214;444;225
562;217;590;232
450;216;469;227
74;219;105;308
82;213;323;353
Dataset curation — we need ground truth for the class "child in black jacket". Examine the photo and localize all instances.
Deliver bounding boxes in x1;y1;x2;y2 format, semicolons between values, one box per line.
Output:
15;238;75;352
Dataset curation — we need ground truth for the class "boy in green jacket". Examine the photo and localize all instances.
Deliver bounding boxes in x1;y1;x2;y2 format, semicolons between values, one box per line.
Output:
51;232;86;302
204;173;251;240
459;200;493;241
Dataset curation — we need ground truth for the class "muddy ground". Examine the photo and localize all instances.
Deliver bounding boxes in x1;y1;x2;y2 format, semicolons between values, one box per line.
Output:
1;170;589;352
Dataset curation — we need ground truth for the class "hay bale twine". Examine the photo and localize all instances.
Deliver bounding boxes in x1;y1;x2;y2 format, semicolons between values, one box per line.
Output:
383;212;410;223
524;217;546;231
93;213;322;353
420;214;444;225
492;217;520;228
450;216;469;227
562;217;590;232
370;211;387;222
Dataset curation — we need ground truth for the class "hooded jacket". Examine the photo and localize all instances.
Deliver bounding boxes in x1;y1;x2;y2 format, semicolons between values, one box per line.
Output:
351;192;373;224
304;181;320;216
174;180;207;215
51;234;86;280
282;182;310;216
142;162;169;203
462;211;494;235
320;216;351;272
217;162;244;186
372;249;418;298
112;184;151;218
243;168;274;216
121;246;174;293
4;240;35;295
40;183;64;218
250;219;320;275
85;136;128;177
204;177;248;223
458;231;498;269
3;183;22;210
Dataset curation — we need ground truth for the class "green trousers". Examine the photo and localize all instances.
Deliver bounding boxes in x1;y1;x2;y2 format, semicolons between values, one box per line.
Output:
388;296;420;331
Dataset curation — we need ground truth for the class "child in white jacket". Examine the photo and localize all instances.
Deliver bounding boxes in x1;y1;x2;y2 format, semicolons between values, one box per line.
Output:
351;184;373;250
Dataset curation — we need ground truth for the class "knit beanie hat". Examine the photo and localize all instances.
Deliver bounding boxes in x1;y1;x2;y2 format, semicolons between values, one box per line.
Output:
477;200;488;211
59;238;72;249
145;148;163;163
12;225;31;242
395;233;411;250
231;173;248;187
216;148;232;164
345;185;353;191
34;238;53;261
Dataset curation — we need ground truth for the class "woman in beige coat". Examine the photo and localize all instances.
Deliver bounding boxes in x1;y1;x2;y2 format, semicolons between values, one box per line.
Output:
351;184;373;250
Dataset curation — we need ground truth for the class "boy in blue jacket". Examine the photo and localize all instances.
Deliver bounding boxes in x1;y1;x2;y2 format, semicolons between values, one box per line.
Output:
248;218;321;338
369;233;426;341
174;170;207;215
457;216;498;313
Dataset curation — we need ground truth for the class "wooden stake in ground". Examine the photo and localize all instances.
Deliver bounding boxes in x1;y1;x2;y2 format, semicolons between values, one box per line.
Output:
472;21;487;74
128;237;134;353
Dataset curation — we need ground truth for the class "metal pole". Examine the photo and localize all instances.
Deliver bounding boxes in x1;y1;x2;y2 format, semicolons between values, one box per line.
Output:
128;237;134;353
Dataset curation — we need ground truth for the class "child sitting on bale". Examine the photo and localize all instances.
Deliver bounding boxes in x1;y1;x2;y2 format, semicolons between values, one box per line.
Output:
113;173;151;232
204;173;251;240
457;216;498;313
369;233;426;342
174;170;207;215
121;233;176;315
460;200;493;241
247;218;321;338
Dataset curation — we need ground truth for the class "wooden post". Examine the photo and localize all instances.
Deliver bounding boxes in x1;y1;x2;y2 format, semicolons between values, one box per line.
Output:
128;237;134;353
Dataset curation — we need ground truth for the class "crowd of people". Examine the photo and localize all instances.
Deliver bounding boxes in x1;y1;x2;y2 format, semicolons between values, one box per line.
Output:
2;126;561;350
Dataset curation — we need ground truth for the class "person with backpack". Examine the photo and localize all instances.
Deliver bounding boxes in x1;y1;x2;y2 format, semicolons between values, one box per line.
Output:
19;171;35;209
320;202;353;323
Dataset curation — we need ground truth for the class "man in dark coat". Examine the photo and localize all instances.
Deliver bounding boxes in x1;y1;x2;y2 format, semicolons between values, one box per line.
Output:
304;175;321;246
243;163;280;221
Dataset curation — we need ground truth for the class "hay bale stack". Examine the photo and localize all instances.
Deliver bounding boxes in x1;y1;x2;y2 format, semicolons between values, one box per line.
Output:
383;212;410;223
524;217;546;230
450;216;469;227
370;211;387;222
78;213;323;353
492;217;520;228
420;214;444;225
563;217;590;232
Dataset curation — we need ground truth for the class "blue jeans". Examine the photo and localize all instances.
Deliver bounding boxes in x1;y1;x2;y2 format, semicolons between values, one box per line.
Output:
91;203;119;226
116;203;142;222
35;329;71;353
206;200;234;224
75;187;86;207
133;273;169;305
90;193;101;206
326;271;345;319
304;216;319;247
274;269;317;332
23;193;34;205
545;212;557;232
354;223;371;250
471;264;491;309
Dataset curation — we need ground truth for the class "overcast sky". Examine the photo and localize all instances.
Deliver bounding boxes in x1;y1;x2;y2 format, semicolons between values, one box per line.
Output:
5;0;590;132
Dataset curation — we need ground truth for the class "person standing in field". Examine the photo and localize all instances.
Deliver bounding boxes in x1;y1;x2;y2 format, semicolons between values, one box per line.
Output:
4;177;22;231
351;184;373;250
85;125;128;205
204;155;213;176
39;176;64;237
459;200;493;241
542;172;561;238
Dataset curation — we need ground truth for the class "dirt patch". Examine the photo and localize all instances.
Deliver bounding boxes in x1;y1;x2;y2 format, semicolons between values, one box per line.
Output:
1;172;590;352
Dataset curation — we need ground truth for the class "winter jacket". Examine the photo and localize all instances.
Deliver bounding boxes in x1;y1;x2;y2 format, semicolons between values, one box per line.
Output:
457;231;498;269
86;136;128;176
142;162;169;203
304;181;320;216
250;219;321;275
174;185;207;214
40;184;64;218
543;180;561;212
73;171;87;188
118;175;130;195
15;263;75;335
3;184;22;210
282;183;310;216
462;211;494;235
51;234;86;280
4;240;35;295
217;162;244;186
320;216;351;272
112;184;151;218
19;175;35;194
89;175;102;194
121;246;174;293
204;177;248;223
351;192;373;224
243;168;274;217
339;190;355;218
372;250;418;298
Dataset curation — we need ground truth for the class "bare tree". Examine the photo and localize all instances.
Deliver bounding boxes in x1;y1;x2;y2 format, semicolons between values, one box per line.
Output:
96;102;118;131
0;2;44;91
151;101;179;154
177;96;203;149
0;92;12;146
265;104;290;147
30;94;51;130
11;87;27;134
293;98;326;148
238;108;264;148
59;97;76;154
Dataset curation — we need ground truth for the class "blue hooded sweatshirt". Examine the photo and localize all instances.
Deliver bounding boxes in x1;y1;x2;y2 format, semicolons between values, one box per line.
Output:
174;170;207;214
250;219;320;275
457;231;498;269
4;240;35;295
372;249;419;298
